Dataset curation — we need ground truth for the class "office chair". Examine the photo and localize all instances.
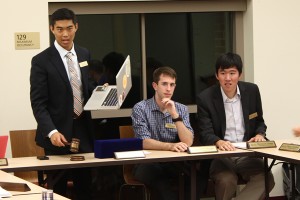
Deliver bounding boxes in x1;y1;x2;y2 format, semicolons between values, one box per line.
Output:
9;129;46;186
119;125;151;200
118;125;187;200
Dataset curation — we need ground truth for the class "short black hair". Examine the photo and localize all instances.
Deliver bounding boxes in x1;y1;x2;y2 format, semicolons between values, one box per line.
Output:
50;8;77;27
215;52;243;74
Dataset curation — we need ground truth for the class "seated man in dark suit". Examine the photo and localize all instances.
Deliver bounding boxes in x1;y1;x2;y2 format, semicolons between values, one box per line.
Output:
131;66;194;200
197;52;275;200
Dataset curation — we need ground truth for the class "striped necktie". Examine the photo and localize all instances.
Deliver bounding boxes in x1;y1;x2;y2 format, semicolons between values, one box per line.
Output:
66;52;83;118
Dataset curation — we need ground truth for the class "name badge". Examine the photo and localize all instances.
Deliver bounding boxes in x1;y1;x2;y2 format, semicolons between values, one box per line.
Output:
249;112;258;120
165;123;176;129
79;61;88;67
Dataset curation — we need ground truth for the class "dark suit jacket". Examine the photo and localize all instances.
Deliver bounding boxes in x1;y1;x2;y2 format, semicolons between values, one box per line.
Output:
196;81;267;145
30;44;92;153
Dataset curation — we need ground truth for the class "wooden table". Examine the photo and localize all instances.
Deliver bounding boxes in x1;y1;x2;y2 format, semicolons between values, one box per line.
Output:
252;139;300;200
0;170;69;199
0;149;254;200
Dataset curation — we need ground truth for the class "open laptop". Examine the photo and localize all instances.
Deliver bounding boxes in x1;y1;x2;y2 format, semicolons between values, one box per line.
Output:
84;55;132;110
0;135;8;158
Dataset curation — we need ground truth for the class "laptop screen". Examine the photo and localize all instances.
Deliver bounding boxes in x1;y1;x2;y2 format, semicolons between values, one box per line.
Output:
116;55;132;107
0;135;8;158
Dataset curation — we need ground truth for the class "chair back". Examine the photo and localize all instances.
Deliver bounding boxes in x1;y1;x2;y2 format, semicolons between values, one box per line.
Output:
119;125;135;139
9;129;44;183
119;125;143;184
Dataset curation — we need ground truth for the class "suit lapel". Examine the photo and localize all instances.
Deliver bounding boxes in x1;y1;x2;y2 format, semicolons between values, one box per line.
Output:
75;48;88;86
49;46;71;88
74;45;89;101
213;85;226;137
239;82;250;139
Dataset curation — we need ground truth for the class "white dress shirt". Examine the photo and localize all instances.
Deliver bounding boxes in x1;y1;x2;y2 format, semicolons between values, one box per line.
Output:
220;86;245;142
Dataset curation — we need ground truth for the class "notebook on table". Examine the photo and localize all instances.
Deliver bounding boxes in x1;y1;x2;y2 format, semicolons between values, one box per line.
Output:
84;55;132;110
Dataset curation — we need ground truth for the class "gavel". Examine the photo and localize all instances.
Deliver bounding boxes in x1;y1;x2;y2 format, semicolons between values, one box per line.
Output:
63;138;80;153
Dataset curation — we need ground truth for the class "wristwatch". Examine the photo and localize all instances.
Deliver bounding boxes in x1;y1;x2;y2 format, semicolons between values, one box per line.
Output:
172;116;183;122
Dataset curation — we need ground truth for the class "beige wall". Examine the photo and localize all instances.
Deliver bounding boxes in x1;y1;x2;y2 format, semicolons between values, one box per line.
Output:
1;0;299;197
0;1;48;158
246;0;300;196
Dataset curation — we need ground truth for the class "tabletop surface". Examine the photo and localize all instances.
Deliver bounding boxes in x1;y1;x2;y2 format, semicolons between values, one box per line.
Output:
251;139;300;164
0;170;69;200
2;140;300;172
3;140;300;200
0;148;254;172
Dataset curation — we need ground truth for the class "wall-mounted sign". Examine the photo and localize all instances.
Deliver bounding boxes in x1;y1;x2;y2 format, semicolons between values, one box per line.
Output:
15;32;40;50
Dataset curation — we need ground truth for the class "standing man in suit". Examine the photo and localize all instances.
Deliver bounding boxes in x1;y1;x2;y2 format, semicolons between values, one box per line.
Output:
197;52;275;200
30;8;93;199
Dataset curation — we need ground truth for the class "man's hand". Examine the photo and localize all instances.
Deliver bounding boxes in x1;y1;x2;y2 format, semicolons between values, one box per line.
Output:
161;98;178;117
248;134;266;142
293;126;300;137
169;142;189;152
215;140;235;151
50;132;68;147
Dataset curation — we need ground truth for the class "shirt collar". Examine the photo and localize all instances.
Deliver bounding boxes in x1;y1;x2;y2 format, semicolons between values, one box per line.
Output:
54;40;76;58
149;97;171;117
149;97;161;112
220;85;241;103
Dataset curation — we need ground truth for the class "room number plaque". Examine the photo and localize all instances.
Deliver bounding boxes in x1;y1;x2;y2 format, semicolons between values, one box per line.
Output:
15;32;40;50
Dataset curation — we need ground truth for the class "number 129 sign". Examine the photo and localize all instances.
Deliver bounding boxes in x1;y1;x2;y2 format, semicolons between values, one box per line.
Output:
15;32;40;50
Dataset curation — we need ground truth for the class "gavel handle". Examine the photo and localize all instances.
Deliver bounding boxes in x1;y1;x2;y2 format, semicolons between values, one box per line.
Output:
63;141;71;146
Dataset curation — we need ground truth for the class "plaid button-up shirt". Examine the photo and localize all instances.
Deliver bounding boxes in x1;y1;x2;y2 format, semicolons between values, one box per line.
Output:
131;97;193;142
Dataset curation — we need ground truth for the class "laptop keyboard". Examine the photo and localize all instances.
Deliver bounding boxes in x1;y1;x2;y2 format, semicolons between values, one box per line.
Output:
101;88;118;106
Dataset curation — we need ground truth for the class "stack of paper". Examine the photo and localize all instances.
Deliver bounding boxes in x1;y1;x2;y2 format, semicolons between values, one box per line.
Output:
232;142;247;149
0;186;12;198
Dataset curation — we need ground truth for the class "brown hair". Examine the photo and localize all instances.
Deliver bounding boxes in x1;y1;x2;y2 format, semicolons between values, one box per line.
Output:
153;66;177;84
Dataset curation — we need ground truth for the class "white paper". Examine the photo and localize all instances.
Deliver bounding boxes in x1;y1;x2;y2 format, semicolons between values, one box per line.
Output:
114;150;145;159
0;186;12;198
232;142;247;149
143;150;151;155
